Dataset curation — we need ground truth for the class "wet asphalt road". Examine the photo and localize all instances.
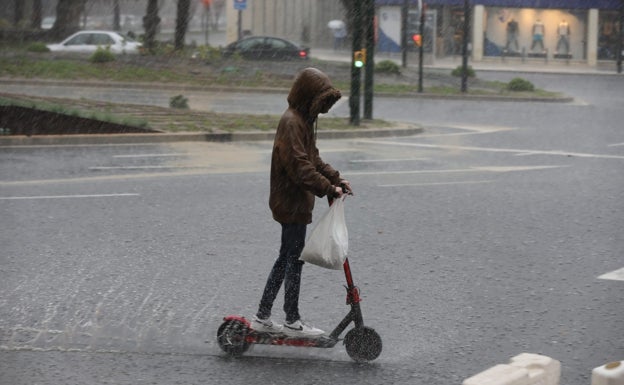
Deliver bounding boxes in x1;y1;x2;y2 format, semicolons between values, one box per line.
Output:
1;72;623;384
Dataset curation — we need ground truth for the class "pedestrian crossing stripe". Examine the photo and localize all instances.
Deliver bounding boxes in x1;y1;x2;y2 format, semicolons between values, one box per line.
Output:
598;267;624;281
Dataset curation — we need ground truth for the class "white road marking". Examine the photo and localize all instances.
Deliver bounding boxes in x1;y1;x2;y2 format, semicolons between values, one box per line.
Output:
349;158;430;163
471;165;566;172
0;193;140;200
598;267;624;281
0;168;265;186
608;142;624;147
113;153;186;158
346;165;567;176
0;143;164;149
359;140;624;160
379;180;494;187
423;124;514;137
89;165;204;170
317;148;360;153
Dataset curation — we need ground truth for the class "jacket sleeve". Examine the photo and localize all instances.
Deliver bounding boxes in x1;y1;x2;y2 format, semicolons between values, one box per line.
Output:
280;122;336;198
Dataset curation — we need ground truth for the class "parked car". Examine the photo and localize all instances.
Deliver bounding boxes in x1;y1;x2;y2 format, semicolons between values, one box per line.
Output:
222;36;309;60
41;16;55;30
47;31;142;54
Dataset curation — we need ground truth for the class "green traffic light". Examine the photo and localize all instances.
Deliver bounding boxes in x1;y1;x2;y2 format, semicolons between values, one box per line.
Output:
353;49;366;68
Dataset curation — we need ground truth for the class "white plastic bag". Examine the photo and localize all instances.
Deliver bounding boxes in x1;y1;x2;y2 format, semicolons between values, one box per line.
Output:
300;197;348;270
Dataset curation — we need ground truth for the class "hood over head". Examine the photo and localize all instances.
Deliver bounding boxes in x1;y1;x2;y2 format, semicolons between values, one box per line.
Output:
287;67;342;121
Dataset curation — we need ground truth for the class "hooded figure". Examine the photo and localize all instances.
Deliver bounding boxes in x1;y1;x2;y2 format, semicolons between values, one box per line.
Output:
269;67;345;224
254;68;350;336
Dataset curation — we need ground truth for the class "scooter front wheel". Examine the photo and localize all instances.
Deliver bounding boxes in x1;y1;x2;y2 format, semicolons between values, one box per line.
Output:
344;326;382;362
217;319;250;356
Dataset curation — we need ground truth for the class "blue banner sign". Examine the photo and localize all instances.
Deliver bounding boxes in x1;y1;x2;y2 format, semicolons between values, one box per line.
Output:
234;0;247;10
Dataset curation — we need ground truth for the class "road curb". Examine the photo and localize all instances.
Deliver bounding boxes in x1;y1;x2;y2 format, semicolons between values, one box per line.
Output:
0;126;424;146
0;78;288;95
0;78;573;103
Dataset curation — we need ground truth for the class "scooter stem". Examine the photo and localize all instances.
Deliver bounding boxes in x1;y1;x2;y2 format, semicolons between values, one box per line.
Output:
343;258;361;305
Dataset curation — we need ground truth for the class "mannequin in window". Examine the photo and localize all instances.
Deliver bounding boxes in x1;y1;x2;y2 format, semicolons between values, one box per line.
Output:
556;19;571;54
505;18;519;51
531;19;545;51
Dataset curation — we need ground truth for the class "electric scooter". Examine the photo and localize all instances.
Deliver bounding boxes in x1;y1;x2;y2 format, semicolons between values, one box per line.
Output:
217;191;382;362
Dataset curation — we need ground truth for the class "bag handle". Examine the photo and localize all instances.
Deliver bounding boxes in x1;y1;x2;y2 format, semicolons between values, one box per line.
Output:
327;182;352;206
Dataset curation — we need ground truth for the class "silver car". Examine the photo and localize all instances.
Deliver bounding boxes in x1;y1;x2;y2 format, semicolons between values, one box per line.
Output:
47;30;142;54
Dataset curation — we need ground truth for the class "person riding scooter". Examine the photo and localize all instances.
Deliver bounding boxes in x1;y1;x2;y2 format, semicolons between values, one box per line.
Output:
252;67;352;337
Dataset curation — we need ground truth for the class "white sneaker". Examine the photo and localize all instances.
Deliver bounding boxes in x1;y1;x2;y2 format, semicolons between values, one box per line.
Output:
251;316;283;333
283;320;325;337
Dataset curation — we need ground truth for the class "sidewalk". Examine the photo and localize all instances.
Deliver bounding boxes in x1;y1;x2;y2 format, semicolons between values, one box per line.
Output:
311;47;623;75
179;29;622;75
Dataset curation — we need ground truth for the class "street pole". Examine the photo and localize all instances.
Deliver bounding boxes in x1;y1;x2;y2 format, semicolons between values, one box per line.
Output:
418;1;425;93
401;0;408;68
204;6;210;46
617;0;623;74
237;10;242;40
363;0;375;120
350;0;363;126
461;0;470;93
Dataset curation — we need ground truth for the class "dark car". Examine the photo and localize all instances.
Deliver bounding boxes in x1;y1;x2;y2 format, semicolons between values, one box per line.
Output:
222;36;309;60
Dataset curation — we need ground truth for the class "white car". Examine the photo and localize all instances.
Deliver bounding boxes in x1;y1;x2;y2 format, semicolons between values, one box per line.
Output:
41;16;55;30
47;30;142;54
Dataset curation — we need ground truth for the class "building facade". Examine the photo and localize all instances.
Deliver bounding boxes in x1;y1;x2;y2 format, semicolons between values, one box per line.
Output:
224;0;345;47
376;0;623;66
225;0;621;67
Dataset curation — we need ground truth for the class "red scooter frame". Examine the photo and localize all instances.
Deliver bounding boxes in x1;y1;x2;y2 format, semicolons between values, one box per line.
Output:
217;193;382;362
217;258;382;361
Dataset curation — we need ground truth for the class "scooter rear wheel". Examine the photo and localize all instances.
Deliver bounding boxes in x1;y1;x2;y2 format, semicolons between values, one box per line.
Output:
217;319;250;356
344;326;382;362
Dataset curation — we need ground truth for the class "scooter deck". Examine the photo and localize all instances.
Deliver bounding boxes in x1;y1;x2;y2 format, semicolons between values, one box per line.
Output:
247;330;339;348
222;315;340;349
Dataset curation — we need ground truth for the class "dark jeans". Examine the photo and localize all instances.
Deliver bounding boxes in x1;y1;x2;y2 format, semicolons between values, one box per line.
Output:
257;223;307;323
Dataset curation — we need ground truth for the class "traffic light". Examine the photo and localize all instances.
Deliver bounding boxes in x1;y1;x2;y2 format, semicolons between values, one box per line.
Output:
353;49;366;68
412;34;422;47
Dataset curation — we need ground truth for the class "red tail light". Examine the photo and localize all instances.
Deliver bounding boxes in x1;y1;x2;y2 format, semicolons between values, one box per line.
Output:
299;50;308;58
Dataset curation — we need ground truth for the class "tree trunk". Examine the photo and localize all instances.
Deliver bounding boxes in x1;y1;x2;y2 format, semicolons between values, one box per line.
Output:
31;0;43;29
340;0;355;40
143;0;161;52
113;0;121;31
14;0;24;27
51;0;85;39
174;0;191;51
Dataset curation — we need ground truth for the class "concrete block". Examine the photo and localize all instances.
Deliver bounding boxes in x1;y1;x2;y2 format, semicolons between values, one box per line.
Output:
463;364;531;385
592;361;624;385
463;354;560;385
510;353;561;385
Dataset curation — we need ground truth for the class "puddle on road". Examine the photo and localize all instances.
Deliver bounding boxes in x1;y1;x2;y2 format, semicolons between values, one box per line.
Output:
167;142;270;174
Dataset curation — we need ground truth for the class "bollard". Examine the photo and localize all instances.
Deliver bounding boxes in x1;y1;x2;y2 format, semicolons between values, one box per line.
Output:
592;361;624;385
463;364;530;385
463;353;560;385
510;353;561;385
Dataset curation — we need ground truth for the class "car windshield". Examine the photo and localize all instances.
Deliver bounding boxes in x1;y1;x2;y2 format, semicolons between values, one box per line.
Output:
91;33;115;45
65;33;91;45
238;37;265;50
267;38;288;49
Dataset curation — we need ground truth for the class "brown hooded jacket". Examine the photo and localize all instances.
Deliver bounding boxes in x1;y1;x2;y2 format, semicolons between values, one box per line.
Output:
269;68;343;224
